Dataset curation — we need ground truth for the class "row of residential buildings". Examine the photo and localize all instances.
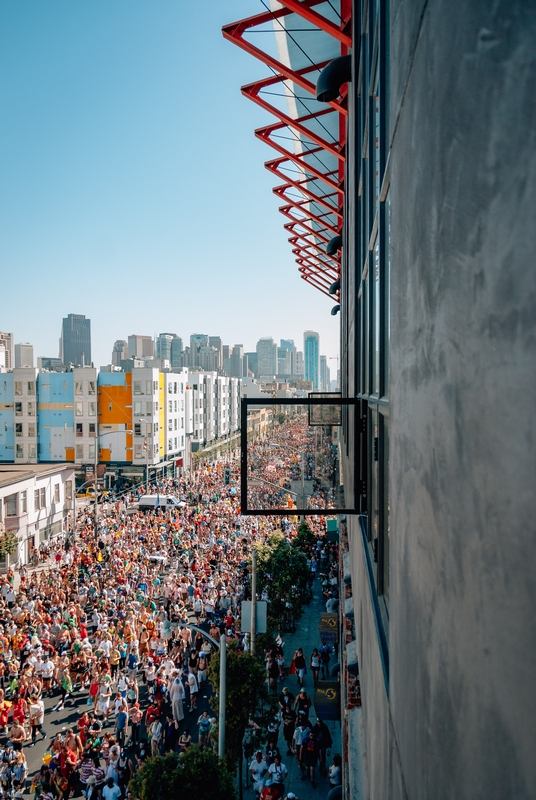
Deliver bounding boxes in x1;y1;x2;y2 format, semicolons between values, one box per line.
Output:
0;365;241;484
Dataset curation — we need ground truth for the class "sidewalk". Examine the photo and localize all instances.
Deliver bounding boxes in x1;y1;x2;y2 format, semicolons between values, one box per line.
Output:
270;579;341;800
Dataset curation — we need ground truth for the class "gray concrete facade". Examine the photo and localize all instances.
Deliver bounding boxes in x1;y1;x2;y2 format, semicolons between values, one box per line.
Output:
342;0;536;798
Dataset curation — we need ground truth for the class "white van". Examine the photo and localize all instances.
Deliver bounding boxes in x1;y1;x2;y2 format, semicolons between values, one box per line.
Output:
138;494;186;512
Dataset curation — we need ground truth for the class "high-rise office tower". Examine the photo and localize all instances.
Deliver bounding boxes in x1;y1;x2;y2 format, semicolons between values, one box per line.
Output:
320;355;330;391
15;343;34;368
0;332;14;370
156;333;177;361
256;337;277;377
208;337;223;369
128;335;153;359
111;340;128;367
60;314;91;367
304;331;320;389
295;351;304;377
170;337;183;370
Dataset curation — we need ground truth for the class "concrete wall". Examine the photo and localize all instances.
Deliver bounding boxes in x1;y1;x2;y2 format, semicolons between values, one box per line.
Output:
388;0;536;798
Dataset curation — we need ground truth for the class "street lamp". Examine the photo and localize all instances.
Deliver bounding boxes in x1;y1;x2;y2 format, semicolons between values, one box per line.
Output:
184;623;226;757
138;418;151;494
94;429;132;538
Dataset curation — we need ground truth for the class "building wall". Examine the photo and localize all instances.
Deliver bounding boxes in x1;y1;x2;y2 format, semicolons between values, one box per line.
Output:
0;374;14;461
97;372;133;463
340;0;536;798
37;373;75;463
0;464;75;565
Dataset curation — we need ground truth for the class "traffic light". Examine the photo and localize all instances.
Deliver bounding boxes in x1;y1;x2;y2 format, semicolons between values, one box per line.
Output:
224;468;231;484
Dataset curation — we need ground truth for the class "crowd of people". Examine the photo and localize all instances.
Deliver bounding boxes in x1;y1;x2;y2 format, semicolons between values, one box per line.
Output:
247;414;338;512
0;428;341;800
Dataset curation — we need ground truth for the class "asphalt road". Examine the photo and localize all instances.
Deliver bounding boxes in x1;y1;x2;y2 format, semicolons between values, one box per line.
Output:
19;624;216;795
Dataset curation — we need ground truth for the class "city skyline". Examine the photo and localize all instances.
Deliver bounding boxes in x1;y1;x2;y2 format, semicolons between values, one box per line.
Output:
0;1;340;371
1;317;338;376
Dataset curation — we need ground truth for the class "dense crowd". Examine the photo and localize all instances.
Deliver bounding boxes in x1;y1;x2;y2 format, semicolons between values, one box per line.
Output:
0;425;340;800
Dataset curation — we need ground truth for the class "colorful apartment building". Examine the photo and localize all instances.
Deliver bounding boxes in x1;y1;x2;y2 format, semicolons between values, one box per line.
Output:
0;367;240;481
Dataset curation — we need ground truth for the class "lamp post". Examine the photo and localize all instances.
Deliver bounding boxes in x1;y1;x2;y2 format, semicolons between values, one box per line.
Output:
94;429;132;538
138;418;151;494
183;623;226;757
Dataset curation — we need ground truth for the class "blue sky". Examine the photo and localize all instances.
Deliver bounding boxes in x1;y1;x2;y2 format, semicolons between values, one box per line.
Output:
0;1;339;370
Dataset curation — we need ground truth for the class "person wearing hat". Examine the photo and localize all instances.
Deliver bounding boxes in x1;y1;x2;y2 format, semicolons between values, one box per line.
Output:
249;750;268;798
293;688;312;720
278;686;295;712
84;774;99;800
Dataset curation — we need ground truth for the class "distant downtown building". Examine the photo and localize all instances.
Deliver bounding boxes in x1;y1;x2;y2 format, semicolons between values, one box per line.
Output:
128;335;153;359
60;314;91;367
304;331;320;389
256;337;277;377
0;333;14;371
15;343;34;369
111;340;128;367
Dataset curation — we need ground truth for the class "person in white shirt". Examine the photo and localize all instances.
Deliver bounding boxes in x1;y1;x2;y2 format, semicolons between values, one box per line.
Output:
267;755;288;786
187;672;198;711
249;751;268;796
169;676;185;725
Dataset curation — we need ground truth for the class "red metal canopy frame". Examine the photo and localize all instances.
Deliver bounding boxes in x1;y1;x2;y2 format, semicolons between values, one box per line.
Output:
223;0;352;298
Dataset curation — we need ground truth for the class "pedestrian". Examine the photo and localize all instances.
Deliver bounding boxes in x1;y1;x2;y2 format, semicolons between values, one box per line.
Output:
249;750;268;798
197;710;211;749
310;649;321;687
293;648;306;687
149;716;163;756
169;675;185;726
300;728;320;788
319;641;331;680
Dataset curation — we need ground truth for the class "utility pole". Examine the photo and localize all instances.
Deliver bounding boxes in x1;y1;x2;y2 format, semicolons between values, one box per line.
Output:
251;548;257;655
218;633;226;758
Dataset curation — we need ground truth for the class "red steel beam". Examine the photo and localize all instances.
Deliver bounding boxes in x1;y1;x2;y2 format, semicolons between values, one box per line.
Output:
243;81;345;158
298;266;332;289
300;276;332;298
265;156;340;196
284;220;331;244
267;160;342;212
279;201;340;235
289;236;338;264
277;0;352;47
222;2;343;110
258;128;341;191
296;254;339;280
273;182;342;218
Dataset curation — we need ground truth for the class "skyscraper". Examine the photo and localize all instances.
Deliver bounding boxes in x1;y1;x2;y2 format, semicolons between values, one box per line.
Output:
111;340;128;367
170;337;183;370
15;343;34;368
0;332;14;371
128;335;153;359
156;333;177;361
319;355;330;391
60;314;91;367
256;337;277;377
304;331;320;389
208;337;223;369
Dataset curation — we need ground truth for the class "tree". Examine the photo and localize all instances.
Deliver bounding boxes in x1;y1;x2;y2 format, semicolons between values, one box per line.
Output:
0;526;18;559
293;519;317;550
129;747;235;800
254;533;311;626
207;640;268;771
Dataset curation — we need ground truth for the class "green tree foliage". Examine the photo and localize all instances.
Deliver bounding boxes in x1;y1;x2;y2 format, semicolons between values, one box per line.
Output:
129;747;235;800
0;529;19;558
293;519;317;550
207;640;269;770
255;533;311;624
